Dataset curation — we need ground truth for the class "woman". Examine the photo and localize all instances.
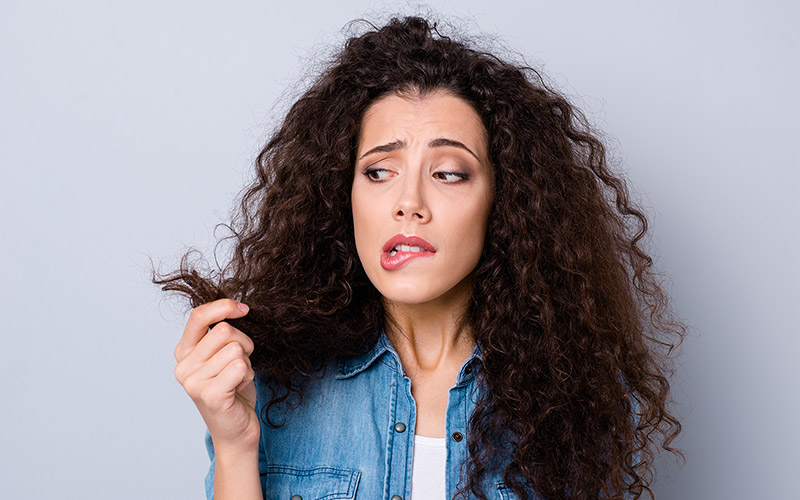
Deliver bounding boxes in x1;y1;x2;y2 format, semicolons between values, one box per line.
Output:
156;15;684;500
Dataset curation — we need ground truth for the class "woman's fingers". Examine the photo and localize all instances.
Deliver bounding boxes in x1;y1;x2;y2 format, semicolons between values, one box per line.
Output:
173;322;254;384
191;321;255;362
183;341;251;388
171;298;261;451
181;349;254;409
216;358;252;395
195;358;251;413
174;298;249;362
235;373;256;394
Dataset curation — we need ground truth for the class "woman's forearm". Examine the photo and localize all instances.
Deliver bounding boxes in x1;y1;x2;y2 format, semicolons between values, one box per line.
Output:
213;444;263;500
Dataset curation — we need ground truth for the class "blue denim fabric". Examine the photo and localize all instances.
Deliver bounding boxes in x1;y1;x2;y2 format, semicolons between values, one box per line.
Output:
204;329;524;499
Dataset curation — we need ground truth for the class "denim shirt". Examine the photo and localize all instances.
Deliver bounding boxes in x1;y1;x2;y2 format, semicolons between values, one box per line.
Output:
204;329;523;499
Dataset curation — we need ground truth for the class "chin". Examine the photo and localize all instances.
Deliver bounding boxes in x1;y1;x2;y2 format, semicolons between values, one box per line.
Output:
379;289;439;306
375;280;446;306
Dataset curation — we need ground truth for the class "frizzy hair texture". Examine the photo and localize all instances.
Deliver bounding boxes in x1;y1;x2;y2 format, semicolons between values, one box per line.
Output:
154;16;684;500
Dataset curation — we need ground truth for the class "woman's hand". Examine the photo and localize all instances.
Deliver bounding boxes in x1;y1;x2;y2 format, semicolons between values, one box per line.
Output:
173;298;260;453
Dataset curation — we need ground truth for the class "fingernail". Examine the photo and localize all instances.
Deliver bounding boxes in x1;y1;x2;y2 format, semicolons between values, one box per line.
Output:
238;302;249;313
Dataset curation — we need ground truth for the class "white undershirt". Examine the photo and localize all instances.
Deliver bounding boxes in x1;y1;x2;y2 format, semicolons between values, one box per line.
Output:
410;434;447;500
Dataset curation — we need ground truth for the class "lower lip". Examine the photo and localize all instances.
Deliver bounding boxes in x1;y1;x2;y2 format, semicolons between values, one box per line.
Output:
380;250;435;270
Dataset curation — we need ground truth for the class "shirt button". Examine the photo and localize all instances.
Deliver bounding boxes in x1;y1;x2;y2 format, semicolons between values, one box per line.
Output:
465;365;472;374
452;432;463;442
391;496;403;500
394;422;406;433
291;496;303;500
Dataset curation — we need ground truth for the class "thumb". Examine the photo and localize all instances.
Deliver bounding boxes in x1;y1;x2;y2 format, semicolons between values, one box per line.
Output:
209;301;250;330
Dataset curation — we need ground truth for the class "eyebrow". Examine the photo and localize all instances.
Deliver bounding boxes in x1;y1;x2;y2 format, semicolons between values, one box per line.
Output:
357;138;480;162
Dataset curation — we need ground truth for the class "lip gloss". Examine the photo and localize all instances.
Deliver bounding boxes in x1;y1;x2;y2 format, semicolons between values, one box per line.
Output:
380;248;435;270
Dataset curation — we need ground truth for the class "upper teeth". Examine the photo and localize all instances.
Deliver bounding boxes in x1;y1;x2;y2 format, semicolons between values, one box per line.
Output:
390;245;425;255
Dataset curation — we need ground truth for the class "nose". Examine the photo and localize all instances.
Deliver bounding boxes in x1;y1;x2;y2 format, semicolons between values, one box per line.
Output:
393;173;430;223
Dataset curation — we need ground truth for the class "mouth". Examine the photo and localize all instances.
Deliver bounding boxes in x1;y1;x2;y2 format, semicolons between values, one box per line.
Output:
381;234;436;270
382;234;436;253
387;244;429;257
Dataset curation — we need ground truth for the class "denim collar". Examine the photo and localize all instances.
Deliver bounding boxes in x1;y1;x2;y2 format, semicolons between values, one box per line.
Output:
336;328;482;385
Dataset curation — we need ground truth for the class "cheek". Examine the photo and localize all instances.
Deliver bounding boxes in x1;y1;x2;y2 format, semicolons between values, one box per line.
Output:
454;202;491;258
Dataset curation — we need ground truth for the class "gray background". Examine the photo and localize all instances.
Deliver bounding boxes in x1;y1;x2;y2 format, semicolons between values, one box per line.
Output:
1;1;797;498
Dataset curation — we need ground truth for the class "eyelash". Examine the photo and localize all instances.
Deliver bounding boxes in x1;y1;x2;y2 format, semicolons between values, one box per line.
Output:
363;168;391;182
434;171;469;183
362;168;469;183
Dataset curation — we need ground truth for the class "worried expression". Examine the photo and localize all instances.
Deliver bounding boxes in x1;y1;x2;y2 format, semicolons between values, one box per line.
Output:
351;91;494;306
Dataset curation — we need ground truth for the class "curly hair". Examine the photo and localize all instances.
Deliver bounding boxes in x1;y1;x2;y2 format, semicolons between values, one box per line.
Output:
154;15;685;500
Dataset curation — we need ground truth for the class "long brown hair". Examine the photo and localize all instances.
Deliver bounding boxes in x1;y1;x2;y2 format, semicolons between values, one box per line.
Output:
154;15;685;499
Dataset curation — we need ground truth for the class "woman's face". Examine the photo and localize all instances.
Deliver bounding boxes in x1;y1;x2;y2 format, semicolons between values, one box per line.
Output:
351;91;494;306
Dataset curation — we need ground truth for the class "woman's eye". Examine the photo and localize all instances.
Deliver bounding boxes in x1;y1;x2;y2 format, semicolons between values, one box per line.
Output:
434;171;469;183
364;168;391;181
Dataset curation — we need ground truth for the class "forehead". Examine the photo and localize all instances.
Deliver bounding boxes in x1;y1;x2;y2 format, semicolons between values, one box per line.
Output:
357;91;488;158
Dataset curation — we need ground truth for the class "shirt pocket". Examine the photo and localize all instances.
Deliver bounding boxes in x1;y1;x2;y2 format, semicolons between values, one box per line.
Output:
262;465;361;500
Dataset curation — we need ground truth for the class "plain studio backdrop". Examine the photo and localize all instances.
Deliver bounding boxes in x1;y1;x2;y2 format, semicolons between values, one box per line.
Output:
1;1;797;499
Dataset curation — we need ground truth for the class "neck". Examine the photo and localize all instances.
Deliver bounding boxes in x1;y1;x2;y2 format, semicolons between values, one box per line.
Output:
382;278;475;376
